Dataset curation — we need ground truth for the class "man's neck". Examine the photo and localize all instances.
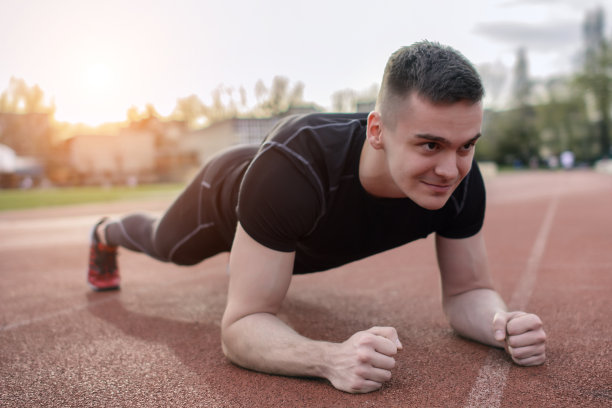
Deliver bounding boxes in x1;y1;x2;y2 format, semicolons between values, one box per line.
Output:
358;140;403;198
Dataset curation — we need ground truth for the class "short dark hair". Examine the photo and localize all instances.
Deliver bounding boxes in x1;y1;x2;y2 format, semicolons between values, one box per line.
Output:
377;41;484;125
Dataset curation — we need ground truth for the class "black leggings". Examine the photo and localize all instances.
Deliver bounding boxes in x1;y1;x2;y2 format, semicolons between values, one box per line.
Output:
104;145;258;266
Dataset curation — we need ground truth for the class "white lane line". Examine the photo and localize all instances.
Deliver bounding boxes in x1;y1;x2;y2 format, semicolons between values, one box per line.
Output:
0;263;223;332
507;196;559;311
464;352;512;408
0;294;119;331
464;193;559;408
0;212;163;250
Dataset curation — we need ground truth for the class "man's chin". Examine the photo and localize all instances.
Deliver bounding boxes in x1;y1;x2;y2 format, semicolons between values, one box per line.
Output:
417;201;447;211
411;191;453;210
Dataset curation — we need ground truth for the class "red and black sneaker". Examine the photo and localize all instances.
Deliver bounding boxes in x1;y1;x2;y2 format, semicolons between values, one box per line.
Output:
87;218;120;291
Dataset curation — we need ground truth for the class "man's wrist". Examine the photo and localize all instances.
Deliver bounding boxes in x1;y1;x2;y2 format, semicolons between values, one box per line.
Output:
303;340;337;380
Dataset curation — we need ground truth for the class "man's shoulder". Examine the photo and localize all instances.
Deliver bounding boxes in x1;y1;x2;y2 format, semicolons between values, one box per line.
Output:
267;112;368;142
282;112;368;126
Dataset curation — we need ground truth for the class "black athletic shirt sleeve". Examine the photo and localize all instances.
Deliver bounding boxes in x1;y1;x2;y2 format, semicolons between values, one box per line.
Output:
236;147;322;252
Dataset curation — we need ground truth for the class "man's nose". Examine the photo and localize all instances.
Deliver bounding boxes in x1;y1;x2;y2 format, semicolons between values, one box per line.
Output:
434;153;459;180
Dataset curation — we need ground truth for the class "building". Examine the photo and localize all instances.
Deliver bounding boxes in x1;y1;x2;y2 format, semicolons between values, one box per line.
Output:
66;106;322;185
0;112;52;158
181;106;321;165
181;117;280;164
0;143;43;188
70;131;155;184
68;117;192;185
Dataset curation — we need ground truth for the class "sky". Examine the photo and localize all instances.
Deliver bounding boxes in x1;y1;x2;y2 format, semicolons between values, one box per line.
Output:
1;0;610;126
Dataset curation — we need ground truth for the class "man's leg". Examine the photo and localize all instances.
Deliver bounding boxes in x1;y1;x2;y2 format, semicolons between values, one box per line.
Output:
88;159;228;290
87;144;258;290
102;161;229;265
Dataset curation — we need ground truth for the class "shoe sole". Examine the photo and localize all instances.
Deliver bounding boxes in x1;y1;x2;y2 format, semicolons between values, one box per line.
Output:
88;282;120;292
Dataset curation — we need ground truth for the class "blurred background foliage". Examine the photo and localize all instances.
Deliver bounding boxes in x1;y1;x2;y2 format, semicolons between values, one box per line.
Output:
476;7;611;167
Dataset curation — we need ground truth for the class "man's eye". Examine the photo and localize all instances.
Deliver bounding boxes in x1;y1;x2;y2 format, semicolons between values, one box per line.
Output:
425;142;437;151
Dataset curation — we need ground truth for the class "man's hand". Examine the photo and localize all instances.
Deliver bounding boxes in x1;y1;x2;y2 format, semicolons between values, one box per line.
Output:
326;326;402;393
493;311;546;366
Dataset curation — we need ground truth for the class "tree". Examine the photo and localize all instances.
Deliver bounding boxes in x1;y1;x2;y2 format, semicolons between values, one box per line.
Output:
126;105;142;123
331;84;379;112
0;77;55;115
0;78;55;159
171;94;207;128
512;48;531;107
576;7;611;158
478;62;508;110
332;89;357;112
493;48;540;166
254;76;305;116
535;77;589;162
207;85;242;123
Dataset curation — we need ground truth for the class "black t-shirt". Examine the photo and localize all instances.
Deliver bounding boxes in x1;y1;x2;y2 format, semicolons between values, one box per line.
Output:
234;112;486;274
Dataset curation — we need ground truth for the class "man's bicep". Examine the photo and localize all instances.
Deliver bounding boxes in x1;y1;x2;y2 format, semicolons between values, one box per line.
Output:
237;147;322;252
435;231;494;298
222;223;295;329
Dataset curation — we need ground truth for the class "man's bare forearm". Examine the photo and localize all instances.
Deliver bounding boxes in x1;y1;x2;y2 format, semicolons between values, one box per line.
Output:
443;288;507;347
222;312;331;379
222;226;402;393
222;312;402;393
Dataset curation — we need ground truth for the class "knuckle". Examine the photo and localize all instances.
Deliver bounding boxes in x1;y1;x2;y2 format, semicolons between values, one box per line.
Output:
353;365;367;378
507;336;520;348
370;325;397;337
513;346;531;359
537;331;547;343
353;331;366;342
356;332;375;347
527;314;543;328
510;347;525;359
349;384;363;393
356;351;369;364
349;378;369;393
356;347;371;363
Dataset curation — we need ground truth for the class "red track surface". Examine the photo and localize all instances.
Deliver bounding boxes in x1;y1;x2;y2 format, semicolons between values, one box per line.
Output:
1;170;611;407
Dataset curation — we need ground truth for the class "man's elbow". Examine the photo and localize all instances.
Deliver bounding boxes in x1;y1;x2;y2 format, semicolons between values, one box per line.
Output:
220;313;239;361
220;312;254;365
220;325;242;365
221;336;232;360
441;287;497;321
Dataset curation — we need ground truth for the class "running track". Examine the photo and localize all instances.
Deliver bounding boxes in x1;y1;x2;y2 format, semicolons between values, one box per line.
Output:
1;170;610;407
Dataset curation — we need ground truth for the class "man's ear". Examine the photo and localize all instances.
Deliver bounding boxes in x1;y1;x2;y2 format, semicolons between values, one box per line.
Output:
367;111;384;150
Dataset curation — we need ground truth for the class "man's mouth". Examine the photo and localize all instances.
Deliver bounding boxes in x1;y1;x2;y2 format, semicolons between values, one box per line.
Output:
421;180;454;193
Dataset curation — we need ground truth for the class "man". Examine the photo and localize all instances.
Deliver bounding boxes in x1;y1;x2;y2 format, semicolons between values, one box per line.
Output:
88;41;546;393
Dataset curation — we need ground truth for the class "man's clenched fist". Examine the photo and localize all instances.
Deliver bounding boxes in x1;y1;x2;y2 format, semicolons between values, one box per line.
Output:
326;326;403;393
493;311;546;366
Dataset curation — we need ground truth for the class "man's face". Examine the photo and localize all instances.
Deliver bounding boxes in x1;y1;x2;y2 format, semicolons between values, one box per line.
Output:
377;92;483;210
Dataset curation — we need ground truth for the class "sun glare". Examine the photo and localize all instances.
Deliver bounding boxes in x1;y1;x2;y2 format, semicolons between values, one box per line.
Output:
54;62;130;126
84;63;112;92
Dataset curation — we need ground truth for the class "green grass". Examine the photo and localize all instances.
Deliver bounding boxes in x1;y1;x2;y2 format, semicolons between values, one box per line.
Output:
0;184;183;211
